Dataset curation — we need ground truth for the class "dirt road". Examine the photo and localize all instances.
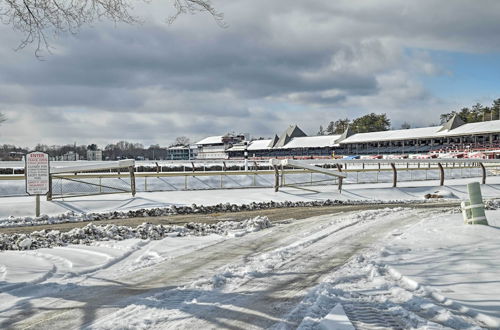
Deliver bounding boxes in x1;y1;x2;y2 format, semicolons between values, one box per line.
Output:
0;201;459;235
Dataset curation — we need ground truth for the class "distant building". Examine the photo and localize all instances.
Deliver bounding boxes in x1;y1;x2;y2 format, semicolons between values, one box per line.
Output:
166;145;198;160
195;133;246;159
86;149;103;161
228;125;337;159
50;151;80;161
225;117;500;159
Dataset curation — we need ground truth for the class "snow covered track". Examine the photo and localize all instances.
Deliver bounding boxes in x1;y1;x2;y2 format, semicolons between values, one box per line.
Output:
0;207;446;330
2;206;498;329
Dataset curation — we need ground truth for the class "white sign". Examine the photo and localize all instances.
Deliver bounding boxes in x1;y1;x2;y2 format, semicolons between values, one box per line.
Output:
26;152;50;195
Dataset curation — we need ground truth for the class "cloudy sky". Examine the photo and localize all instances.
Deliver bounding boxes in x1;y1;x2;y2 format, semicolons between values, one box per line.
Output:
0;0;499;148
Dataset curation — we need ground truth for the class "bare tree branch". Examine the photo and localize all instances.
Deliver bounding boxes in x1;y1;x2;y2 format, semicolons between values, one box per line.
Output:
0;112;6;124
170;0;225;26
0;0;224;57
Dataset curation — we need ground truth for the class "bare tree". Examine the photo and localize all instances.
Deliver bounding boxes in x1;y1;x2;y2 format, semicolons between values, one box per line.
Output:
1;0;224;56
173;136;190;146
0;112;5;125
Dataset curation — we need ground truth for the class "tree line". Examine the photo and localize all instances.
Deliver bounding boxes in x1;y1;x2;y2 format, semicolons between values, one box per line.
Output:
318;113;392;135
0;137;192;161
439;99;500;123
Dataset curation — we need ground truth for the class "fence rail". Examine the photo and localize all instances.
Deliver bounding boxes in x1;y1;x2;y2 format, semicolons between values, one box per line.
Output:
1;160;500;198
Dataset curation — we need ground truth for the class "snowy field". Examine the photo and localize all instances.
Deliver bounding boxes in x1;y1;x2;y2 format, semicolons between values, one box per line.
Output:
0;175;499;222
1;171;499;329
1;207;499;329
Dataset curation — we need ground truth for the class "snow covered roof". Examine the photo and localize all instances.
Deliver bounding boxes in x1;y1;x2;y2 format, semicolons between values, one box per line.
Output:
341;126;442;143
195;136;223;145
436;120;500;136
226;139;273;152
281;135;342;149
249;139;273;150
275;125;307;147
340;120;500;144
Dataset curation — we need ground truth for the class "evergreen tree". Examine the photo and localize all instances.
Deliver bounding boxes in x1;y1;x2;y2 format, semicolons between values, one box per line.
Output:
317;125;325;135
400;122;411;129
351;113;390;133
326;121;335;135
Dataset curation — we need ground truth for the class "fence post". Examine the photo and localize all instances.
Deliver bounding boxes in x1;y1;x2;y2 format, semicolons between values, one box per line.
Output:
129;166;136;197
47;175;53;201
338;165;343;193
274;165;280;192
391;163;397;187
479;162;486;184
35;194;40;217
280;164;284;187
438;162;444;186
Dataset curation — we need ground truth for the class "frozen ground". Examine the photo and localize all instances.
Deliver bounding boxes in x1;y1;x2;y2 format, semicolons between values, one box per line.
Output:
0;207;499;329
1;176;499;222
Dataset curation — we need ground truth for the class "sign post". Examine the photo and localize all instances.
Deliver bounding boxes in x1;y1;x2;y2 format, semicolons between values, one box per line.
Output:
25;152;50;217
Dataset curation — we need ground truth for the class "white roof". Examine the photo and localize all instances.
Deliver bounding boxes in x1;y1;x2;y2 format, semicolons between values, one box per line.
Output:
436;120;500;136
281;135;341;149
341;120;500;144
195;136;223;145
226;139;272;152
341;127;441;143
248;139;272;150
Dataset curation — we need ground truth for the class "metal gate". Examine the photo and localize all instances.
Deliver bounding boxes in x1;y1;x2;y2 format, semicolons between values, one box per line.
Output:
47;160;136;200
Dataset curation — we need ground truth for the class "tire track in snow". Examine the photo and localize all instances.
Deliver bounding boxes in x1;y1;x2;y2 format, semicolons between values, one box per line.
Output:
91;208;433;330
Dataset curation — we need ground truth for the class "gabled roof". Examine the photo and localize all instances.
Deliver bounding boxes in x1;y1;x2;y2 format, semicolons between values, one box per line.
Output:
275;125;307;148
267;134;279;148
195;136;223;145
335;126;355;143
438;114;465;132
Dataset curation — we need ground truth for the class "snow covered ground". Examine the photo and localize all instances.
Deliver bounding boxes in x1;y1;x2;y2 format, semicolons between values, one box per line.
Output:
1;206;499;329
1;175;499;223
282;209;500;330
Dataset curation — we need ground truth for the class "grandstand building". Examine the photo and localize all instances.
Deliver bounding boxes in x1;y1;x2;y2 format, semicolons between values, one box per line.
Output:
165;145;198;160
225;116;500;159
195;133;247;159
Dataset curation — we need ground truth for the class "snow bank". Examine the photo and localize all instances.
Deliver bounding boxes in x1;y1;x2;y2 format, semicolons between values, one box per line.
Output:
0;199;419;229
0;216;272;251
